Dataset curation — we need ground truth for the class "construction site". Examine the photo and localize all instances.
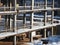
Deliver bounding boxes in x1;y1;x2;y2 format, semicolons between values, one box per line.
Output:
0;0;60;45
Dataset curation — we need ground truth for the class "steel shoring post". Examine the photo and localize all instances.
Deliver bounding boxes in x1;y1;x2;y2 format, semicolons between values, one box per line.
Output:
5;15;8;32
23;14;26;28
30;12;34;42
0;0;2;22
13;36;16;45
30;13;34;29
29;0;34;42
30;0;34;29
52;27;53;36
23;0;26;27
13;0;17;45
44;11;47;38
51;10;54;36
9;2;12;31
44;0;47;38
51;0;54;36
8;2;11;30
8;15;10;29
13;13;17;45
8;15;12;31
5;0;9;32
10;16;12;31
12;15;17;45
4;5;7;32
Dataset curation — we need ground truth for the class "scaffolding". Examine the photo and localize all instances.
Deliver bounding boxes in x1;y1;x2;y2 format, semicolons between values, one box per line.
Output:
0;0;60;45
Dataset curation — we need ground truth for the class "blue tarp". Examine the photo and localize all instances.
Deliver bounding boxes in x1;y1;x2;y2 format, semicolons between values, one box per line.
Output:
48;35;60;42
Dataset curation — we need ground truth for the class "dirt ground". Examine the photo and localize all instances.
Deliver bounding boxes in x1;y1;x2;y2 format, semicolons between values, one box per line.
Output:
0;42;30;45
0;37;30;45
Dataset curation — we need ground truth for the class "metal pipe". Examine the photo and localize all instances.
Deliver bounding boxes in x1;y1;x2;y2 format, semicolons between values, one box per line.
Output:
30;0;34;42
23;0;26;27
51;0;54;36
44;0;47;38
13;0;17;45
30;0;34;28
51;0;54;24
23;14;26;27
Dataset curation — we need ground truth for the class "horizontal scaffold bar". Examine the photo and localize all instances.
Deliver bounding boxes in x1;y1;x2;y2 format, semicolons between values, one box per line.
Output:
0;8;60;15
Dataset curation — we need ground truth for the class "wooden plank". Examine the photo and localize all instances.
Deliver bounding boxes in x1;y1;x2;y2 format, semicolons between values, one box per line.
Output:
0;23;60;39
0;32;16;39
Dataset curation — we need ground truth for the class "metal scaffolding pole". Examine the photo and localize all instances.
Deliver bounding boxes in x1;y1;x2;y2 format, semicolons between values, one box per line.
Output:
13;0;17;45
30;0;34;29
30;0;34;42
13;12;17;45
8;15;12;31
0;0;2;22
30;13;34;29
51;25;54;36
5;0;9;32
51;0;54;36
5;15;8;32
23;14;26;27
9;2;12;31
8;15;10;29
7;2;12;31
44;0;47;38
13;15;17;45
23;0;26;27
8;2;12;30
51;0;54;24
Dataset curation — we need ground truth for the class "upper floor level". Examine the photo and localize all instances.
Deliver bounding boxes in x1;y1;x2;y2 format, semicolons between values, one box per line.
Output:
0;0;60;11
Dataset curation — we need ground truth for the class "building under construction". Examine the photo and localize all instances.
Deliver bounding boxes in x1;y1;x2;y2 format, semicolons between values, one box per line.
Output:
0;0;60;45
